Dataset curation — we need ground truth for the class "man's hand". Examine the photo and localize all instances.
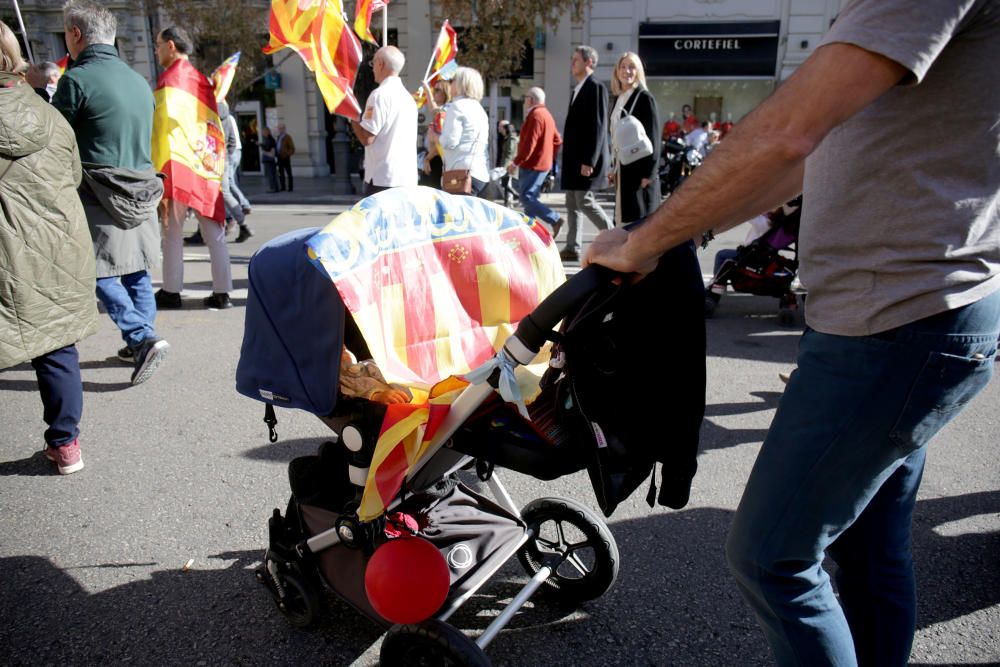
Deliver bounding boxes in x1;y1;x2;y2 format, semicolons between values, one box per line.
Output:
580;164;593;177
607;171;616;185
582;227;659;278
640;177;651;189
507;163;517;175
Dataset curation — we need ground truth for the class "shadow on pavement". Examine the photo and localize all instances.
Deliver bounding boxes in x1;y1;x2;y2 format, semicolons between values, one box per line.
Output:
0;377;131;393
0;489;994;665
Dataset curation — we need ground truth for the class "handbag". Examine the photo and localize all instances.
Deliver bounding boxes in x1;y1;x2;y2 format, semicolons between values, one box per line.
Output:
442;168;472;194
614;91;654;166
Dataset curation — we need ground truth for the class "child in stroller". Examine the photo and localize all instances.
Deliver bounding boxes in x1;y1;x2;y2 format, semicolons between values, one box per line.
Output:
235;187;703;666
703;196;803;325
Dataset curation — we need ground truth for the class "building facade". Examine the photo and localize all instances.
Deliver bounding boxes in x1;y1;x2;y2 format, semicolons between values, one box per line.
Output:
9;0;846;181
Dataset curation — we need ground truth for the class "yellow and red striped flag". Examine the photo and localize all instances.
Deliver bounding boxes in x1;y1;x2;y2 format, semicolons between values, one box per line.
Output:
210;51;241;103
428;20;458;82
414;20;458;108
55;54;70;75
152;58;226;223
307;187;565;519
353;0;389;45
264;0;362;120
356;376;466;520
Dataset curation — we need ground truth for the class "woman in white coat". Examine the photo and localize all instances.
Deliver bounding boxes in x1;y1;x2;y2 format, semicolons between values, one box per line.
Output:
439;67;490;196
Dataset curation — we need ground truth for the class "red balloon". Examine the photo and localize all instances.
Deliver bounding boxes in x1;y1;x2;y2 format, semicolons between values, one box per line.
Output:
365;537;450;624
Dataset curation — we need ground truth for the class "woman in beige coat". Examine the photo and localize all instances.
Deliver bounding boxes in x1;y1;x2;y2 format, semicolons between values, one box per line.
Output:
0;21;98;474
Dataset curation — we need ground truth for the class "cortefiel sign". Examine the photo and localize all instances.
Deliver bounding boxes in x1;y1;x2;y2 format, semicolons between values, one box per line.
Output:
639;21;780;77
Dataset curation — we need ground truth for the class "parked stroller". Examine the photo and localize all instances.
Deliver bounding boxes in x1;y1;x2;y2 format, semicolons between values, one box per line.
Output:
703;197;803;325
236;188;704;664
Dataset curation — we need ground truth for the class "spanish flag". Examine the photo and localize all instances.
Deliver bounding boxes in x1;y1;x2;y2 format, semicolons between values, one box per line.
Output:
152;58;226;223
210;51;241;103
353;0;389;45
264;0;362;120
55;54;70;75
415;20;458;108
428;20;458;82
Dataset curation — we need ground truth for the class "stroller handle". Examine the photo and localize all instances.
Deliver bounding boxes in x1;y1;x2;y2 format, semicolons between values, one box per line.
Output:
513;264;618;353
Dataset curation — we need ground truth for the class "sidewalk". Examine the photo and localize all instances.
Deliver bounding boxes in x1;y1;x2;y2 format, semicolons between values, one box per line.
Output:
237;172;612;213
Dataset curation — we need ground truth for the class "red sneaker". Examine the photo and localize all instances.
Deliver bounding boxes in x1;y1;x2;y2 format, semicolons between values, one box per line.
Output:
44;440;84;475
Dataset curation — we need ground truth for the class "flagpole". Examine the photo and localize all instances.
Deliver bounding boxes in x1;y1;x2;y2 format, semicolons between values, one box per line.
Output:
381;5;387;46
11;0;35;63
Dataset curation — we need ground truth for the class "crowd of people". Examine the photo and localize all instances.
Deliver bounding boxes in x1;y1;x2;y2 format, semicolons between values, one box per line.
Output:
2;2;998;666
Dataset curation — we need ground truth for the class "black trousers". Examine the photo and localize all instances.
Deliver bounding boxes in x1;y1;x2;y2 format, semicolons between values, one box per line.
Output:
277;157;293;191
30;344;82;446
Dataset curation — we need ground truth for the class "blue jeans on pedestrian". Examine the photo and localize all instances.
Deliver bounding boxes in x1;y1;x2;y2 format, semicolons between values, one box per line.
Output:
95;271;157;349
31;344;82;446
726;287;1000;667
517;168;559;227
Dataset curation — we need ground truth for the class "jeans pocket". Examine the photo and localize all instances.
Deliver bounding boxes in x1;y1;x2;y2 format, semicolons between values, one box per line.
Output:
889;350;995;451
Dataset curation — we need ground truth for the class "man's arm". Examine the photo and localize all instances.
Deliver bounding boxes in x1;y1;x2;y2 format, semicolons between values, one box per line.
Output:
350;119;376;146
584;42;908;275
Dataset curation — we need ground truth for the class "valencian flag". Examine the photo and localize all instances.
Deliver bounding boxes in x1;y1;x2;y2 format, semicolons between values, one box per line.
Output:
306;186;565;520
210;51;241;103
353;0;389;45
152;58;227;223
264;0;363;120
415;20;458;108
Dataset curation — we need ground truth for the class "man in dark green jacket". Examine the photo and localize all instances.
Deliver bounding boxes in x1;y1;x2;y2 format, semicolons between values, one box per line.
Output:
53;0;169;386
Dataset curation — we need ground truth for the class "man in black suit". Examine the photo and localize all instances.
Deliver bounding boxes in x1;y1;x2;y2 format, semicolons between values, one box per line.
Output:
559;45;613;262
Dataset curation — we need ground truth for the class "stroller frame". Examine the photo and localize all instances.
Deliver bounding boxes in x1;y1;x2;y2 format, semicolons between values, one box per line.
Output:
255;266;621;665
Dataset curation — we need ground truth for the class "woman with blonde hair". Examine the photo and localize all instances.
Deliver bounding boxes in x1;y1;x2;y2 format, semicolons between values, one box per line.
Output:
439;66;490;195
0;20;98;474
609;51;661;225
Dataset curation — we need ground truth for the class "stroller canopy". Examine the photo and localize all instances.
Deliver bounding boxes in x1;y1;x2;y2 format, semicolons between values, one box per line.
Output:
236;227;345;416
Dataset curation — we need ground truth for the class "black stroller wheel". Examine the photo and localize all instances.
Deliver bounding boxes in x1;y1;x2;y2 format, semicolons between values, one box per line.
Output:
517;497;620;602
380;620;490;667
271;567;323;629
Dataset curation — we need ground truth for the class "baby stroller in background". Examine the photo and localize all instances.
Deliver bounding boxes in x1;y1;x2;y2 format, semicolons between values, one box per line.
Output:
703;197;802;326
236;226;628;666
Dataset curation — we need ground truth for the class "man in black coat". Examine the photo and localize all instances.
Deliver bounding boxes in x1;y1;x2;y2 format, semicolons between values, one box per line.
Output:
559;45;613;262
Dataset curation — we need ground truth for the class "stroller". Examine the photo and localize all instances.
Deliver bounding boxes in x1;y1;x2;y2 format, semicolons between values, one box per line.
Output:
236;188;704;664
703;198;802;325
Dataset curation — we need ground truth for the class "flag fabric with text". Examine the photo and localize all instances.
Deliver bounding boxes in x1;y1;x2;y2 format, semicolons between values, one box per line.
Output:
264;0;362;120
353;0;388;44
210;51;241;103
306;186;565;520
152;58;226;223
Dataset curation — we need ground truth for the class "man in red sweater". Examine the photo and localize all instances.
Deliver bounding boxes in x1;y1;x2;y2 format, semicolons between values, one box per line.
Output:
508;86;563;237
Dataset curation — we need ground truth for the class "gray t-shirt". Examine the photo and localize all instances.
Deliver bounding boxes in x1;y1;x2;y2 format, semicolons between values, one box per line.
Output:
800;0;1000;335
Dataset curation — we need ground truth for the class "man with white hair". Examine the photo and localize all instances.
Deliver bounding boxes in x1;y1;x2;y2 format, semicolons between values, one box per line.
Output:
350;45;418;195
509;86;562;235
52;0;169;386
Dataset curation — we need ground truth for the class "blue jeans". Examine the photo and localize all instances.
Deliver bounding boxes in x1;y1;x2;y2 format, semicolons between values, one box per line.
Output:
726;288;1000;666
95;271;157;349
31;344;82;446
517;168;559;227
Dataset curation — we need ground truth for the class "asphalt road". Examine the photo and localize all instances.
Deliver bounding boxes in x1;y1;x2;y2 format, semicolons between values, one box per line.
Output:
1;198;997;666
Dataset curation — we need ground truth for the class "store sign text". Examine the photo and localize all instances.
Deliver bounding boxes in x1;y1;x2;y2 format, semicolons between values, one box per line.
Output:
673;38;742;50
